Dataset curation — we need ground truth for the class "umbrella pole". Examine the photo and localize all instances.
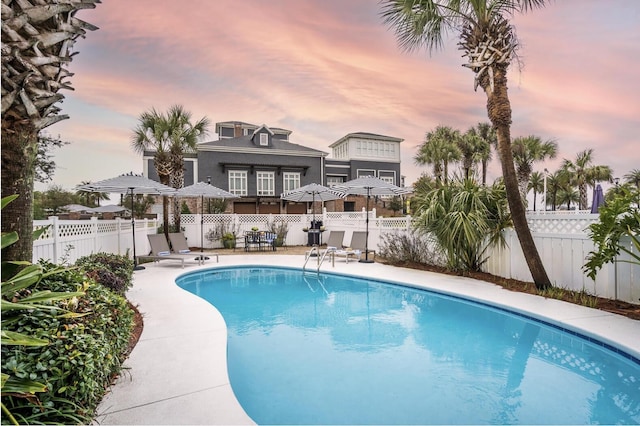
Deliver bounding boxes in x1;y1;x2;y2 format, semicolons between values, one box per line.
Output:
360;188;374;263
196;195;209;261
131;188;145;271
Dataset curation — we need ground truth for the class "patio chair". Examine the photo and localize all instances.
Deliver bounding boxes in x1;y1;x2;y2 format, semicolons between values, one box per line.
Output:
139;234;204;268
334;231;373;263
168;232;218;262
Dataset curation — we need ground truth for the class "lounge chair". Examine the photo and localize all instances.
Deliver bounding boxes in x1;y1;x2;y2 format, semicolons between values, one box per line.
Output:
305;230;344;259
335;231;374;263
168;232;218;262
139;234;204;268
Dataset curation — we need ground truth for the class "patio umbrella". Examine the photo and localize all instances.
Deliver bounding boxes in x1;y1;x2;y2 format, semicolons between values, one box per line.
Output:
77;172;176;270
334;176;412;263
281;183;345;226
590;184;605;214
174;181;239;259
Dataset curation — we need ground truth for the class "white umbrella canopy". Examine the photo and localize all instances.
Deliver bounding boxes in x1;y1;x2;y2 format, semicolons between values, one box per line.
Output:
333;176;412;263
281;183;345;203
281;183;345;234
174;182;239;258
77;172;176;195
332;176;412;197
77;172;176;270
175;181;238;199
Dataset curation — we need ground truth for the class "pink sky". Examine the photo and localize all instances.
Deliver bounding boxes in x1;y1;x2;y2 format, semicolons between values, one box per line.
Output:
42;0;639;199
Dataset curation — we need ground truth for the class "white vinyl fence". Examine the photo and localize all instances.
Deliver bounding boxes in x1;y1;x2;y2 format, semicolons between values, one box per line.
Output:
33;211;639;304
33;216;160;265
483;212;639;304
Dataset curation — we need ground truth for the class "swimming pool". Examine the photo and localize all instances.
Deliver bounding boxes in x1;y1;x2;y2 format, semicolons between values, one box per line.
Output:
177;266;640;425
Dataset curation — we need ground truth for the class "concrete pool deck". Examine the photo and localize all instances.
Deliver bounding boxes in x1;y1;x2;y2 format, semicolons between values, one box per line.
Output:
94;252;640;425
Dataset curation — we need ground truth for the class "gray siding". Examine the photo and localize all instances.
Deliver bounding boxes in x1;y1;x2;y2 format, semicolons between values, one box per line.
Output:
198;151;322;195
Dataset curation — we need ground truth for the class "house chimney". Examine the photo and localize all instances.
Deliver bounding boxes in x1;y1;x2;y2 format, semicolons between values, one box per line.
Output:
234;123;242;137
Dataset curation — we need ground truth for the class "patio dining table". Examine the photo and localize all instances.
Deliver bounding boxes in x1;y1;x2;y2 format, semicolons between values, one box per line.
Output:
244;231;277;252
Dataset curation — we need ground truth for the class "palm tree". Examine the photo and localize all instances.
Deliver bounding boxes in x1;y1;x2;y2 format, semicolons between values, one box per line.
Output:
75;181;109;207
381;0;552;289
623;169;640;190
546;169;566;211
528;171;544;212
511;135;557;203
164;105;210;231
1;1;100;261
562;149;612;210
470;122;497;185
131;108;174;237
131;105;210;235
557;184;579;211
414;126;461;184
458;129;484;180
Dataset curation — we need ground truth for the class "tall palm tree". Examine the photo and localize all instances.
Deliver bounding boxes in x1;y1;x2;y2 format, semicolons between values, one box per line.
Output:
381;0;552;288
1;1;100;261
528;171;544;212
624;169;640;190
562;149;612;210
458;129;484;180
471;122;497;185
165;105;210;230
414;126;461;184
131;108;174;237
511;135;557;203
131;105;210;235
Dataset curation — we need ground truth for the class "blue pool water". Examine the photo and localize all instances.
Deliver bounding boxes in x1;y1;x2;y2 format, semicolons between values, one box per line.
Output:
177;266;640;425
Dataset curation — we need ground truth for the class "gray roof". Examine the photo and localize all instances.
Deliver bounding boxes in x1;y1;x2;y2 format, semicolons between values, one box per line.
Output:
199;135;327;155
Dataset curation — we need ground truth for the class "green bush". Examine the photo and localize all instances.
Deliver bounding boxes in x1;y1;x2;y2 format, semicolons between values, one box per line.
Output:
1;261;134;424
75;253;134;295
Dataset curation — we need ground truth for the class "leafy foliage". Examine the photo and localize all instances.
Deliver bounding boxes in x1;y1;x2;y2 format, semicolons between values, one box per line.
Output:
413;178;511;272
1;262;134;424
583;188;640;280
35;133;70;184
75;253;134;296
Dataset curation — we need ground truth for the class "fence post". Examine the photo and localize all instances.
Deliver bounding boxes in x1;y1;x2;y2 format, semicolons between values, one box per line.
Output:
116;218;122;255
91;217;99;254
49;216;59;264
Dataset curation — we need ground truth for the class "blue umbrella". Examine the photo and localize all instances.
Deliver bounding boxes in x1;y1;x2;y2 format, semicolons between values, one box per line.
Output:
591;184;605;213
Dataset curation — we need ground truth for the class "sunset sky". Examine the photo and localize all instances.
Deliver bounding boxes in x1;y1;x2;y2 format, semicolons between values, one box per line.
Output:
41;0;639;200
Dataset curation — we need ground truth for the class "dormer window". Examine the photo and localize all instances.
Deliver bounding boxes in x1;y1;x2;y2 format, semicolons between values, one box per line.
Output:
259;133;268;146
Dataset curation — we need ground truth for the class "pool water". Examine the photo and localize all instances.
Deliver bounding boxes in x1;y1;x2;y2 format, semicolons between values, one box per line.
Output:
177;267;640;425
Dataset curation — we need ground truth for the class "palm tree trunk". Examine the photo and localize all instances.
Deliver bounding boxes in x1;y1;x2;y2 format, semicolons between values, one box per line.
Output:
579;184;588;210
1;126;38;262
482;159;488;185
482;67;551;290
533;191;537;212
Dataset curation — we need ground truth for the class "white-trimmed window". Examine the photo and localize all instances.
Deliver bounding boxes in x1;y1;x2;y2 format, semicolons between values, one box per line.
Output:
257;171;275;196
228;170;248;196
357;169;376;178
326;176;345;187
259;133;269;146
379;175;395;198
283;172;301;192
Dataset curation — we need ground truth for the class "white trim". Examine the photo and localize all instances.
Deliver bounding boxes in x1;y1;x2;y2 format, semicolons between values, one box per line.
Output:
356;169;376;178
198;146;328;157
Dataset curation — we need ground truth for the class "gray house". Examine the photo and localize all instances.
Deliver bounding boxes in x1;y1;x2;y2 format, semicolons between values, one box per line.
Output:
143;121;404;214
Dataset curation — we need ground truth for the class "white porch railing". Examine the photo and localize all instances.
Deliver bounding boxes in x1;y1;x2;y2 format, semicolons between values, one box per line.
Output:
31;211;638;304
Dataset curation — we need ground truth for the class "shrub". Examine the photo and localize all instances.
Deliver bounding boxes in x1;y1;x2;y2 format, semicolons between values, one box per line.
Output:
75;253;134;295
1;261;134;424
378;230;446;266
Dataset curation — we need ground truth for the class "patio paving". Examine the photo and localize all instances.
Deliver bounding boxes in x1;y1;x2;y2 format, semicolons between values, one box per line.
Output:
94;248;640;425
